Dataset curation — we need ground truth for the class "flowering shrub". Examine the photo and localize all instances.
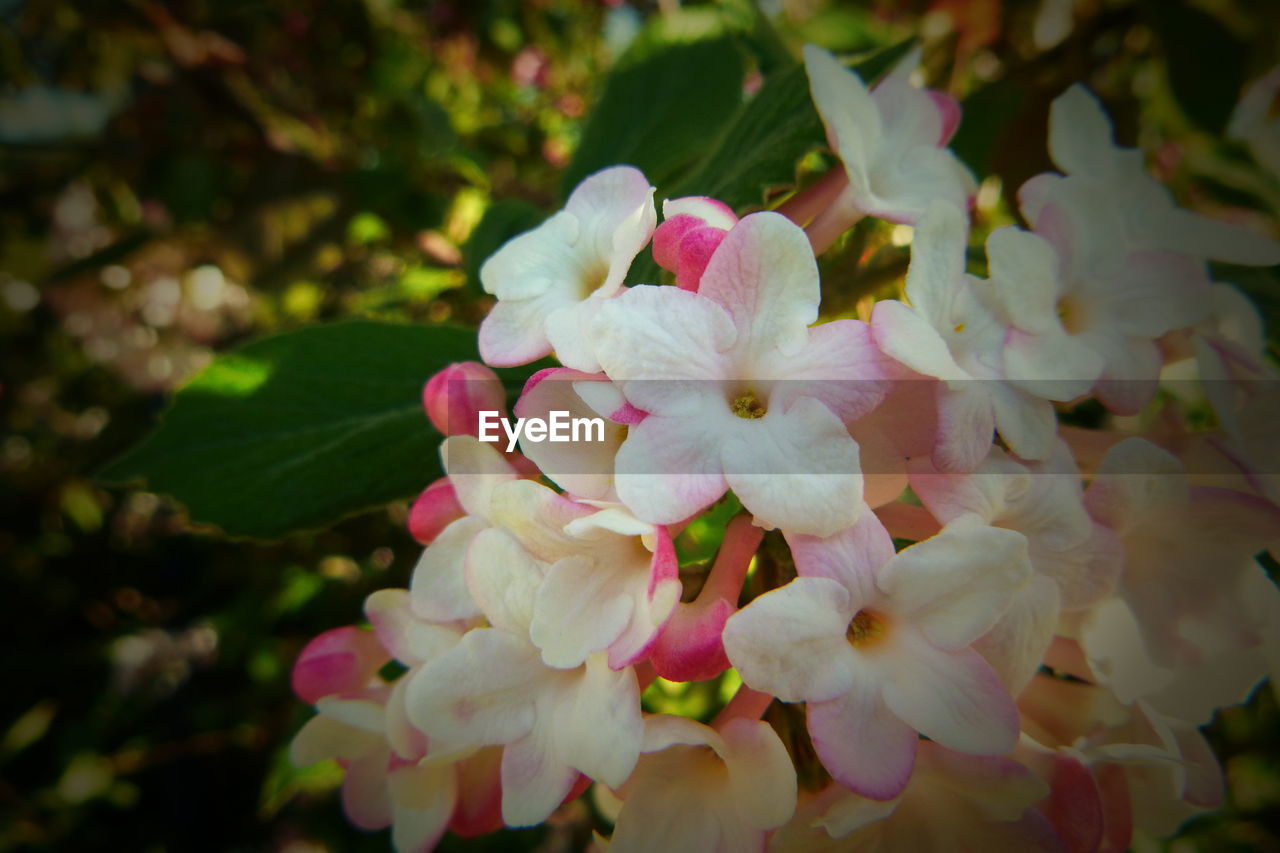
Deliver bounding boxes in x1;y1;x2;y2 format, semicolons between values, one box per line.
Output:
276;44;1280;852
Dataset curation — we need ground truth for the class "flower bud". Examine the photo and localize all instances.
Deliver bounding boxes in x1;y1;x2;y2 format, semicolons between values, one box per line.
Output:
652;196;737;291
407;477;464;545
422;361;507;437
290;626;389;704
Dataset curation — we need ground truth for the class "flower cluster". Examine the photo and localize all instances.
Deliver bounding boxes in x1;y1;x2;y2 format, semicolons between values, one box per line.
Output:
292;46;1280;851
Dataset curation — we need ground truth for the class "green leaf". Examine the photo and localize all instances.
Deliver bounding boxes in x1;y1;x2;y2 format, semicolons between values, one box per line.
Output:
561;31;746;196
949;75;1031;179
464;199;546;294
1143;0;1246;135
666;39;917;212
97;321;500;539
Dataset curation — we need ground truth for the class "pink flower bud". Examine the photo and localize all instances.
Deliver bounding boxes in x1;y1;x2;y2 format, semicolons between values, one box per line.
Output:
407;477;464;545
652;197;738;291
422;361;507;437
291;626;389;704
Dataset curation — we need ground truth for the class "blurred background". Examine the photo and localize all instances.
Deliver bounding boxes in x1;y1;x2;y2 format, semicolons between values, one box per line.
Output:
2;0;1279;850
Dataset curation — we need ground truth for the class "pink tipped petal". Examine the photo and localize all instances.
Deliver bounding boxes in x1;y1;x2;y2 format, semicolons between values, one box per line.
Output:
928;90;962;145
292;626;390;704
648;597;736;682
774;319;895;422
787;510;891;602
1035;751;1105;853
808;688;919;800
512;368;625;501
450;748;505;837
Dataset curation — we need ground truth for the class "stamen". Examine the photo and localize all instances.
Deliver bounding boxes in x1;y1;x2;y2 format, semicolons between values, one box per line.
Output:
846;610;887;647
731;390;767;419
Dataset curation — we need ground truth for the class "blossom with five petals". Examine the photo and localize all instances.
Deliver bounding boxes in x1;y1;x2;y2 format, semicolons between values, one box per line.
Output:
723;511;1029;798
591;211;891;537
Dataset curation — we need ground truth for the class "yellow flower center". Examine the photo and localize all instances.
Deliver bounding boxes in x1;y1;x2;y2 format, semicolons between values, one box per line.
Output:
846;610;888;647
731;390;767;419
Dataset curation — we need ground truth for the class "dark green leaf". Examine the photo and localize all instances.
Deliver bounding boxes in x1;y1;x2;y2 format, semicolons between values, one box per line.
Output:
98;322;495;539
1143;0;1247;135
561;31;745;196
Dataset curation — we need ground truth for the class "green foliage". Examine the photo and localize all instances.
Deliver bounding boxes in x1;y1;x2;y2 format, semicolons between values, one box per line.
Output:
98;322;481;539
562;30;747;195
1143;0;1247;135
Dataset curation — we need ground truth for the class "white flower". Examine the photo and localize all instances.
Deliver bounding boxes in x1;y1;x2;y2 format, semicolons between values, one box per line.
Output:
871;200;1056;469
608;715;796;853
802;43;975;248
723;512;1028;799
591;211;890;537
478;165;656;371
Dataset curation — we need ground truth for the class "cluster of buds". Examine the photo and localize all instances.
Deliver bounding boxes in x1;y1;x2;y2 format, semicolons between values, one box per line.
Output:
292;45;1280;851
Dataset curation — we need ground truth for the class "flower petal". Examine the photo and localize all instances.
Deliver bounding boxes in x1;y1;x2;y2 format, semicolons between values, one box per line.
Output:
722;577;857;702
882;640;1019;755
878;517;1031;650
405;627;542;747
698;211;820;360
721;396;862;538
808;687;919;800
